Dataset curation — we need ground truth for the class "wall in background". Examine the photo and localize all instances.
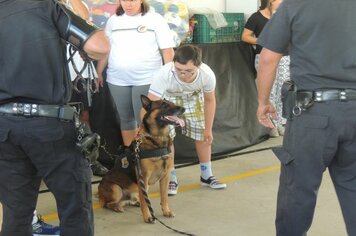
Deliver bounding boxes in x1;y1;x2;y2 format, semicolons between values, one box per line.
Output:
225;0;258;18
186;0;225;12
187;0;259;16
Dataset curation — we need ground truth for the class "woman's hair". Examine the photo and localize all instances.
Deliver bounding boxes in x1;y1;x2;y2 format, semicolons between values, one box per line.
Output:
259;0;270;10
116;0;150;16
173;44;202;66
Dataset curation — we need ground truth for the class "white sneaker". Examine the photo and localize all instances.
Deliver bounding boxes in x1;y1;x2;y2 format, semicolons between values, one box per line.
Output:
200;176;226;189
168;181;178;196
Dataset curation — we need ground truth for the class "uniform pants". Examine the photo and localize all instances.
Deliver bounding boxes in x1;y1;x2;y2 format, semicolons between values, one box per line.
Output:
273;101;356;236
0;115;93;236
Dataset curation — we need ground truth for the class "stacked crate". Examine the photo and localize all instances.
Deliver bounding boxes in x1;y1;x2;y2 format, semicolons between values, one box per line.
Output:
192;13;245;44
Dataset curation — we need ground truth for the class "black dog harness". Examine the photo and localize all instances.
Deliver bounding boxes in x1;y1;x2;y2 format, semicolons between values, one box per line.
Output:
137;147;171;159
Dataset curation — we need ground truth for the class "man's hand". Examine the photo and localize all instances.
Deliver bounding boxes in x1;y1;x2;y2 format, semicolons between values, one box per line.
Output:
256;102;277;128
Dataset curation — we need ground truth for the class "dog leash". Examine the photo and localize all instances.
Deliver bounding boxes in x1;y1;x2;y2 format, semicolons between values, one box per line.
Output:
134;138;197;236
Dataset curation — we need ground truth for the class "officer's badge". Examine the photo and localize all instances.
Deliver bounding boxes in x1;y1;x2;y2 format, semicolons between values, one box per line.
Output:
137;25;147;33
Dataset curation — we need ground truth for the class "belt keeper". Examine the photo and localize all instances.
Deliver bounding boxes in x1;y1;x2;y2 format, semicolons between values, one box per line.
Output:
339;90;347;101
12;103;39;116
23;104;31;116
12;103;26;115
12;103;19;114
315;91;322;102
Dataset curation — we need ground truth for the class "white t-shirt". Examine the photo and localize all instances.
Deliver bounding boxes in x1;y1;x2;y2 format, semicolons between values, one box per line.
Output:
149;62;216;98
105;12;175;86
67;47;92;81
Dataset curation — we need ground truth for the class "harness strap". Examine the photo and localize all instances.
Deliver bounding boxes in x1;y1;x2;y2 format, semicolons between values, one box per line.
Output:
138;147;171;159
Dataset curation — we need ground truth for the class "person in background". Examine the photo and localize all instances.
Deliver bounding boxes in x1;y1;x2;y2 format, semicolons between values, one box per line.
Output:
96;0;175;152
147;44;226;196
256;0;356;235
242;0;289;137
0;1;110;236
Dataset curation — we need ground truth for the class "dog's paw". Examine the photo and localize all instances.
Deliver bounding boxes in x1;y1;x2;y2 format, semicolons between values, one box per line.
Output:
105;203;124;212
130;201;140;207
144;216;156;224
106;205;124;212
112;207;124;212
163;210;175;218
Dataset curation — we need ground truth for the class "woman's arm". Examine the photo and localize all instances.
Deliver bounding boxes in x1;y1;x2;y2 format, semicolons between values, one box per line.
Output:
95;55;109;87
161;48;174;64
242;28;257;45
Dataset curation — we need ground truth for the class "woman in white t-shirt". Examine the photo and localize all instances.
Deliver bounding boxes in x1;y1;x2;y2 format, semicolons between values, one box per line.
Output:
96;0;175;149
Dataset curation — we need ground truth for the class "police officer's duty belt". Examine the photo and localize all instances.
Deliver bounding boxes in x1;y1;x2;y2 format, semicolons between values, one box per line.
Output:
298;89;356;102
0;103;75;120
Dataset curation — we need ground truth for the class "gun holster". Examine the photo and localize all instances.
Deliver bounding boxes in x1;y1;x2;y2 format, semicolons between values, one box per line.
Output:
281;80;297;120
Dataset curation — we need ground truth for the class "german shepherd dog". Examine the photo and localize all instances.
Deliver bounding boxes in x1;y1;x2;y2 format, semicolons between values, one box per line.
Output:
98;95;185;223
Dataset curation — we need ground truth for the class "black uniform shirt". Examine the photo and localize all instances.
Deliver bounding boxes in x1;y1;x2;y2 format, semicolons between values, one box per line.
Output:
244;11;269;54
258;0;356;90
0;0;71;104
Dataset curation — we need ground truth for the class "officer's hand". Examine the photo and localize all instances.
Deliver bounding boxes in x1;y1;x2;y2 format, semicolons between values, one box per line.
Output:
257;102;277;128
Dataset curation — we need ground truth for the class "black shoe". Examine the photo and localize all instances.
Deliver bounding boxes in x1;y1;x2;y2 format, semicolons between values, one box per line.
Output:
91;161;109;177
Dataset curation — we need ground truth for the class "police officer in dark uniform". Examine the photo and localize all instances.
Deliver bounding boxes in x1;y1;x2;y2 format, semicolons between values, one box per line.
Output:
256;0;356;235
0;0;110;236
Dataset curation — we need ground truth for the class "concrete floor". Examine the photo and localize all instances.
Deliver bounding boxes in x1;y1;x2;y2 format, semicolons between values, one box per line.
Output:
0;137;348;235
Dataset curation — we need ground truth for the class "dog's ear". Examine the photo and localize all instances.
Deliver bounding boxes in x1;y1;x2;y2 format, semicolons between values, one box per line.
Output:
141;95;152;111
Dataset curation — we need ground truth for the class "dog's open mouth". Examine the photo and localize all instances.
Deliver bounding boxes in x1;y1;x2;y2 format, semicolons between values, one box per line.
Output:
162;116;185;127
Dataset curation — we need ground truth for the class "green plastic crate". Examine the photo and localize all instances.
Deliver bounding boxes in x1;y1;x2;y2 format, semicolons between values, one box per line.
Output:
192;13;245;44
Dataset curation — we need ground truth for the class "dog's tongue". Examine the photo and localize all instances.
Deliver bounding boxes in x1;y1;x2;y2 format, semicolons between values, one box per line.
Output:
164;116;185;127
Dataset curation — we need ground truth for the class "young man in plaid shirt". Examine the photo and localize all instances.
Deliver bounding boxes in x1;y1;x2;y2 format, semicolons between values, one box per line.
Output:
147;44;227;196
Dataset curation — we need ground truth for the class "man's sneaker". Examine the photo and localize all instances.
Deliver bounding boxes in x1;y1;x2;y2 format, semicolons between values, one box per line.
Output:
32;215;60;236
200;176;227;189
91;161;109;177
168;181;178;196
